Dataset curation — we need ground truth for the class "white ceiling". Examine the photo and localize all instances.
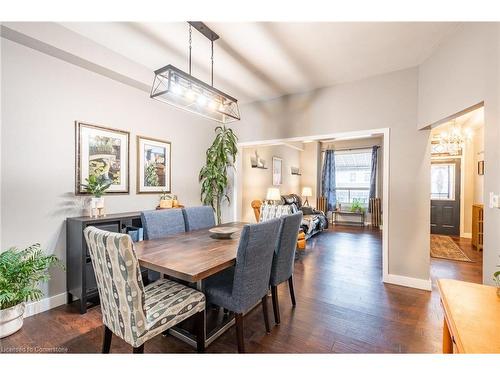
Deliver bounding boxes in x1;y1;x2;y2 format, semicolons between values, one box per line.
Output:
60;22;461;103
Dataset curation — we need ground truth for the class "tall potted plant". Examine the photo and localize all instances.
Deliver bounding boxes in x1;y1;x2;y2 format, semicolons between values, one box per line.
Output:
0;244;62;338
81;174;112;217
199;126;238;224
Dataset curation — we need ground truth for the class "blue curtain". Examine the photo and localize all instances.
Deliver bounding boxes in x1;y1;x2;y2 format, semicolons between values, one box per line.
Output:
368;146;379;212
321;150;336;211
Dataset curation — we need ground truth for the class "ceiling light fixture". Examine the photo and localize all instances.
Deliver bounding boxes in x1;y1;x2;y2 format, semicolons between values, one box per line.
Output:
436;120;472;156
150;22;240;124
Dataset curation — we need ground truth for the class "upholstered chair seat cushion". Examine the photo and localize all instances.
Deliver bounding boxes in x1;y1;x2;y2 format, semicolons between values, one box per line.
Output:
141;279;205;343
204;267;236;311
182;206;216;231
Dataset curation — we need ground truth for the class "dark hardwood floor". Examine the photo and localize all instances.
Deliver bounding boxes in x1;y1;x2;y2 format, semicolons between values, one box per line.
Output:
0;226;482;353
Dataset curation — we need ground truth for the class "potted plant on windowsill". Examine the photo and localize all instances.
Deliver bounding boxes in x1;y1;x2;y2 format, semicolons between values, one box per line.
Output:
350;198;366;214
81;174;112;217
0;244;62;338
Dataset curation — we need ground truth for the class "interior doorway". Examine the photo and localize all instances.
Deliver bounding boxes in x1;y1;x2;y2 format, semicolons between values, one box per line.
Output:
429;105;484;282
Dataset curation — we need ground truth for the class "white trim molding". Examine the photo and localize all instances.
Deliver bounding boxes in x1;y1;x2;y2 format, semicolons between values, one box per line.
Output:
462;232;472;239
383;274;432;291
24;292;67;318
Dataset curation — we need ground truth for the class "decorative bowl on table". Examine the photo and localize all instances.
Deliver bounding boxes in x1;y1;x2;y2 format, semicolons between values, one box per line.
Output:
209;227;240;239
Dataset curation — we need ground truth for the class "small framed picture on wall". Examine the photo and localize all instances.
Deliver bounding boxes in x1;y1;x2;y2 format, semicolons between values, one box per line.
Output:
272;156;282;186
478;160;485;175
75;121;130;194
137;136;171;194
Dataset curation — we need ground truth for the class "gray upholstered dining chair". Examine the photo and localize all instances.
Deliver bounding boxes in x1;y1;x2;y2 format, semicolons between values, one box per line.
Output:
182;206;216;231
83;226;206;353
140;209;185;240
270;212;303;325
204;218;282;353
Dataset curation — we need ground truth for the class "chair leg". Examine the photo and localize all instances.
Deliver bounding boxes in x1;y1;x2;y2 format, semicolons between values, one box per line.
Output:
102;326;112;354
288;275;296;307
271;285;280;325
235;313;245;353
133;344;144;354
261;295;271;334
195;310;205;353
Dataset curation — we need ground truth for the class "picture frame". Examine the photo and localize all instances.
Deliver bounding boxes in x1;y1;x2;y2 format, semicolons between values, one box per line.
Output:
137;135;171;194
272;156;283;186
75;121;130;194
478;160;485;175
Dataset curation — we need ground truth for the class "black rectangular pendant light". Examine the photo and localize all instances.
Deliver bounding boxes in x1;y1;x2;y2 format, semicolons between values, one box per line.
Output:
150;22;240;124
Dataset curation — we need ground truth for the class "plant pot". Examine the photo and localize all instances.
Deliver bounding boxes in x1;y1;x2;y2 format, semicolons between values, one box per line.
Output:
89;197;105;217
160;199;173;209
0;302;25;338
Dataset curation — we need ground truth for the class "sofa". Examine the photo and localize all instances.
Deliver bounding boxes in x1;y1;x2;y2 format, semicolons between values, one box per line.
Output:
281;194;328;239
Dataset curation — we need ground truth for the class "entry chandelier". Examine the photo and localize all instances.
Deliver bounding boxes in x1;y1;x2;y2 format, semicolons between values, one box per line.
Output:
150;22;240;124
437;120;472;156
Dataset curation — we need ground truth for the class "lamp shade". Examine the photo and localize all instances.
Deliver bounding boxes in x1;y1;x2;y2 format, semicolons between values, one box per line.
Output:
301;187;313;197
266;187;281;201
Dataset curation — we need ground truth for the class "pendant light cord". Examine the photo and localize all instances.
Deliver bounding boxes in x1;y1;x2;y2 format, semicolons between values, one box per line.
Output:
188;24;192;75
211;40;214;86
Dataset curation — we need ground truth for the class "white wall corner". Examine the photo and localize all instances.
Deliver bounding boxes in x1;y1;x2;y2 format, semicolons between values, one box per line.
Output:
24;292;67;318
383;274;432;291
462;232;472;239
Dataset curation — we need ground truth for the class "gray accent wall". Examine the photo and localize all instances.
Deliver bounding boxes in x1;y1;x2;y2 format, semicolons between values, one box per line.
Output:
0;38;214;298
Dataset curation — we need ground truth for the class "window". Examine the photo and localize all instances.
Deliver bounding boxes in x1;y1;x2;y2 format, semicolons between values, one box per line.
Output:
334;150;372;206
431;163;455;200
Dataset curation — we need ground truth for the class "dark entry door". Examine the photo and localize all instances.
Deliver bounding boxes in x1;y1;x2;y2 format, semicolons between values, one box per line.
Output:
430;159;461;235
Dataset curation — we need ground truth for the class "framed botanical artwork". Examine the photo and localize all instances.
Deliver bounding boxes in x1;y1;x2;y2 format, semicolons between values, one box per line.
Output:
272;156;282;186
137;136;171;194
75;121;130;194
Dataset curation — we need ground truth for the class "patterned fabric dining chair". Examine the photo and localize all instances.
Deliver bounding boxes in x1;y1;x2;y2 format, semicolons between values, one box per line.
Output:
83;226;206;353
182;206;216;231
204;218;282;353
140;209;185;240
270;212;303;325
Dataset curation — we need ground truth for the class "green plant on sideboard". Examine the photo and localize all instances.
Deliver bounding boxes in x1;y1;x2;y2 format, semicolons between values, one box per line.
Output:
80;174;112;197
199;125;238;225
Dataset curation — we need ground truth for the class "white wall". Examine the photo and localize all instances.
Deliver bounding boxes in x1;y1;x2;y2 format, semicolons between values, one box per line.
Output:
300;141;320;206
473;125;484;204
241;145;301;223
235;68;431;283
1;38;214;298
418;23;500;284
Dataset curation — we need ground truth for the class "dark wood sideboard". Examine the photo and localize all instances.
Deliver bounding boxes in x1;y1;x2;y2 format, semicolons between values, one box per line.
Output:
66;212;148;314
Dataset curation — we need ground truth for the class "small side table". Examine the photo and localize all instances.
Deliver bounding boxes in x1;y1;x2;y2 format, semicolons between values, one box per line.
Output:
156;205;185;210
333;210;365;226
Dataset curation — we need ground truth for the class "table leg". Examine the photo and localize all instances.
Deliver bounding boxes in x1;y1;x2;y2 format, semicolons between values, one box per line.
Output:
442;317;453;354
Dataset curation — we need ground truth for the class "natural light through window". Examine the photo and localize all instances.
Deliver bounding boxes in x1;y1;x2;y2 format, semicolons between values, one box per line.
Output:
335;150;372;206
431;163;455;200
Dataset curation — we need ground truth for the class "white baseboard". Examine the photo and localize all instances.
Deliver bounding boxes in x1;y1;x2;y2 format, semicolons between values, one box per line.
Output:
383;274;432;291
24;292;67;318
461;232;472;239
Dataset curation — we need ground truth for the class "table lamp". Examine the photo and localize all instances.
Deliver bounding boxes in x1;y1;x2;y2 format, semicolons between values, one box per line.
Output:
302;187;312;206
266;187;281;205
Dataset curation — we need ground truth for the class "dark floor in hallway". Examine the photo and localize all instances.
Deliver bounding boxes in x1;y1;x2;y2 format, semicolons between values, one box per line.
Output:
0;226;483;353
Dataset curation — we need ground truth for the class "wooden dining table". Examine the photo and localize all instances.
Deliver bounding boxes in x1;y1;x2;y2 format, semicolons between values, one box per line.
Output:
134;221;246;348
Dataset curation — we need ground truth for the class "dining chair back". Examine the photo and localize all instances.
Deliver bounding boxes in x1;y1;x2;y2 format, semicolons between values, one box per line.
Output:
182;206;216;231
84;226;149;345
231;218;282;313
270;212;303;286
140;209;185;240
269;212;303;325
